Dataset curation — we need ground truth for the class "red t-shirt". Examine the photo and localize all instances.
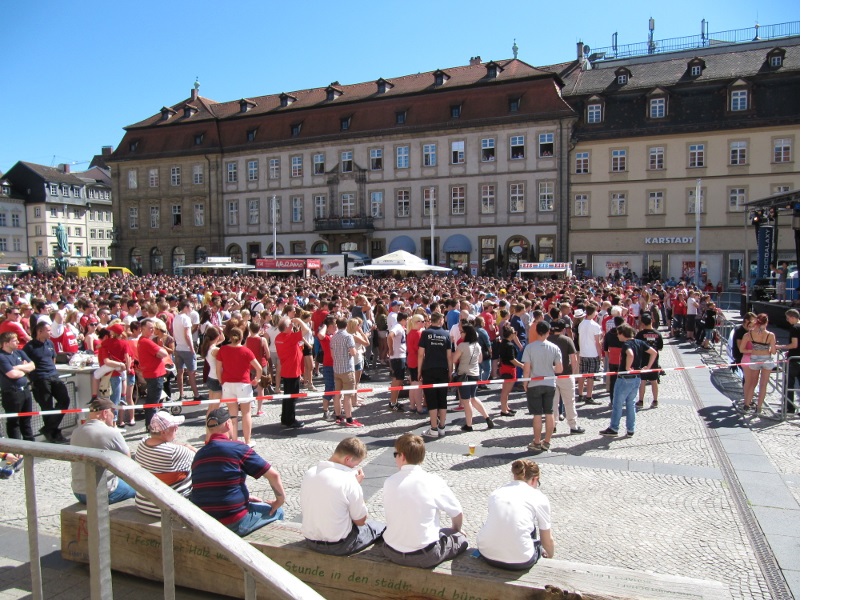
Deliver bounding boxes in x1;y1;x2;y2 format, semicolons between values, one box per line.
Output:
406;329;421;369
319;334;333;369
311;310;328;335
0;320;29;348
137;336;166;378
217;344;256;384
245;336;268;367
275;332;304;378
98;337;131;378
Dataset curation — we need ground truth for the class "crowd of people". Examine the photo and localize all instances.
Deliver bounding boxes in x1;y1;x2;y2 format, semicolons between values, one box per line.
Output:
0;269;798;567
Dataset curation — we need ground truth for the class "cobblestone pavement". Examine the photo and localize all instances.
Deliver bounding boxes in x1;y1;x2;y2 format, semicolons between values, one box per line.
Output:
0;329;799;600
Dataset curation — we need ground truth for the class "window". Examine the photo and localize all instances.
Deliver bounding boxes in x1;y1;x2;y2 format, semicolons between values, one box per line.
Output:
649;97;666;118
508;98;521;112
0;213;5;227
773;138;792;163
50;207;58;218
129;207;138;229
395;111;406;125
587;104;602;123
574;194;588;216
62;184;69;197
0;238;6;252
268;196;282;224
247;128;257;142
509;183;525;213
370;191;383;218
340;117;351;131
248;199;259;224
34;207;40;218
36;242;43;256
341;151;353;173
729;188;746;212
228;201;238;226
226;162;237;183
396;146;409;169
575;151;589;174
150;206;160;229
269;158;280;179
423;144;437;167
481;138;495;162
611;149;627;172
451;186;466;215
480;184;495;214
73;187;81;198
194;133;204;145
691;65;702;76
396;190;410;217
313;153;325;174
617;74;628;85
649;146;665;170
423;187;436;217
314;195;327;219
171;204;182;226
370;148;383;170
149;168;159;187
35;225;42;235
730;89;748;111
538;133;554;157
688;144;705;168
451;141;465;164
538;182;554;212
290;156;302;178
338;193;355;219
773;185;791;195
128;170;138;189
510;136;525;159
648;191;664;214
770;55;783;67
192;164;204;184
194;204;204;226
170;166;181;186
450;104;461;118
291;196;303;223
290;123;302;137
49;183;58;196
248;160;259;181
610;193;626;216
12;238;20;252
11;214;20;227
730;141;748;165
687;189;707;214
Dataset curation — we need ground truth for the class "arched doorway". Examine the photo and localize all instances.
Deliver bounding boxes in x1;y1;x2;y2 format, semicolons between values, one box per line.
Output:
130;248;143;275
226;244;243;263
312;241;329;254
265;242;285;257
172;246;186;275
505;236;529;277
150;247;163;274
195;246;207;263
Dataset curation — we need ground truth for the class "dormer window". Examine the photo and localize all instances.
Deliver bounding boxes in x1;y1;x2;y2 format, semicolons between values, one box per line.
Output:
433;70;450;86
647;89;668;119
509;97;521;112
617;74;627;84
485;61;503;79
767;48;786;68
325;84;343;102
340;116;351;131
279;93;296;107
450;104;462;119
183;105;197;118
239;99;256;113
0;181;10;197
160;106;176;121
395;111;407;125
194;133;204;145
376;78;394;94
291;122;302;137
129;140;140;152
769;56;782;67
614;68;631;85
586;96;604;124
247;128;258;142
688;58;706;77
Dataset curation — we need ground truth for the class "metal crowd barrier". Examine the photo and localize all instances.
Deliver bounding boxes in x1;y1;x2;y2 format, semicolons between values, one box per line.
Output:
782;355;800;418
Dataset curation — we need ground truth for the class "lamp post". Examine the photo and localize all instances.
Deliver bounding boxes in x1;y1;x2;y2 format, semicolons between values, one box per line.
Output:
694;178;702;289
429;187;435;265
272;195;278;259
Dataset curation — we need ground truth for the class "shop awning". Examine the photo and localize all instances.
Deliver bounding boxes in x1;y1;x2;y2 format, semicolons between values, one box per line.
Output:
517;262;571;274
388;235;416;253
443;234;472;253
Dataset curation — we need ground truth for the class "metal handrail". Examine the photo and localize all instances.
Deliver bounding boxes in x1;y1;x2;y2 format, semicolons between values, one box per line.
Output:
0;438;324;600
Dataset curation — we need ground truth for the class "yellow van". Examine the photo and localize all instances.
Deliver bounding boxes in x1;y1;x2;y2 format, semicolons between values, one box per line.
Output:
65;266;133;278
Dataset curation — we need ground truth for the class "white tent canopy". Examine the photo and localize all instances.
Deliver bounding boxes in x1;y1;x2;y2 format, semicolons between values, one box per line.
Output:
352;250;451;272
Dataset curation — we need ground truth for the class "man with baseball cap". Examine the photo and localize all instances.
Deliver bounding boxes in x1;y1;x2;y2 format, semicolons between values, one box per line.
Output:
191;407;286;536
70;397;136;505
134;410;195;517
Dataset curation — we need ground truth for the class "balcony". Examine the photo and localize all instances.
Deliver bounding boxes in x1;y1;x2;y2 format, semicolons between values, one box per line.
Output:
314;216;375;233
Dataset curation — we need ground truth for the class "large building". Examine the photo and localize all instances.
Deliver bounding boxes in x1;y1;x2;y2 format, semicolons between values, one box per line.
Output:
107;23;799;286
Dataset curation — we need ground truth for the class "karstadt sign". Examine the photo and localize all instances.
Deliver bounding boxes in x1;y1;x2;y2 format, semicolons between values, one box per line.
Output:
644;236;695;244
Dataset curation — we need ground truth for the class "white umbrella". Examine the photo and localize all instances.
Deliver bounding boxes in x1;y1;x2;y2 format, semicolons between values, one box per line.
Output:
352;249;451;272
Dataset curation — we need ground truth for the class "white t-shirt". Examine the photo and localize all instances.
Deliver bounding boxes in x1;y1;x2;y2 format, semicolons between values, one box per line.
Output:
477;480;551;564
172;312;193;351
300;460;367;542
389;322;406;359
577;318;602;358
383;465;463;553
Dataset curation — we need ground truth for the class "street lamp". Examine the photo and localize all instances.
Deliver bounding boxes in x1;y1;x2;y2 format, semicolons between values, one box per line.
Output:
694;178;702;289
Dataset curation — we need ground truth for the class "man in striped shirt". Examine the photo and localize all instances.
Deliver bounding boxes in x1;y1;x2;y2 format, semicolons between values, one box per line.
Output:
191;407;286;536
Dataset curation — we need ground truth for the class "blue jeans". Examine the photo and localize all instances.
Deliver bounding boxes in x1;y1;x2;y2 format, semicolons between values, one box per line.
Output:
322;366;335;398
75;478;136;505
110;375;123;406
610;376;640;433
145;375;164;427
227;502;284;537
480;358;492;382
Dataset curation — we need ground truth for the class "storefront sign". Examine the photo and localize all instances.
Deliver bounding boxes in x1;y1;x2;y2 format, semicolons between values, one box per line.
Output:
255;258;322;269
519;262;568;270
644;237;694;244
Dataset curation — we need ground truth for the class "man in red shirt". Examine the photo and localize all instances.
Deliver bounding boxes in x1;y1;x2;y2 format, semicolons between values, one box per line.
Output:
136;318;168;431
0;307;31;348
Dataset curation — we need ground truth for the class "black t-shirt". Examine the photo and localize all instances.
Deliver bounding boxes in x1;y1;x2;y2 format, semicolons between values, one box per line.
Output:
550;333;576;374
419;326;453;371
620;339;652;371
732;325;747;363
636;328;664;352
703;308;717;329
499;339;518;365
787;323;800;358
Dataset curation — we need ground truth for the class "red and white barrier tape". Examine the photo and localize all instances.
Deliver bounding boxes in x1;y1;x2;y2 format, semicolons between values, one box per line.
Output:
0;358;786;420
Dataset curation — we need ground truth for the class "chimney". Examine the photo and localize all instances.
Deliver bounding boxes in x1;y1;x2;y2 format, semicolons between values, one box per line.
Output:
577;42;584;61
469;56;481;66
101;146;113;156
61;163;71;174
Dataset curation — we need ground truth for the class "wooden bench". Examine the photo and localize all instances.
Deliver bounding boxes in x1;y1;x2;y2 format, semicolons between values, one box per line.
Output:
61;503;730;600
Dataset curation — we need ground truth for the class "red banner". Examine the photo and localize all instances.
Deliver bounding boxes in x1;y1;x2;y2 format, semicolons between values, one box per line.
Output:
255;258;322;269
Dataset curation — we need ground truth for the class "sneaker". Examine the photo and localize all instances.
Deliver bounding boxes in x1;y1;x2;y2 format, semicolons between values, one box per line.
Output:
584;398;602;406
438;427;446;437
335;416;344;425
460;424;473;432
558;413;566;421
451;405;466;412
636;401;644;409
345;419;364;428
626;431;635;438
650;400;659;408
422;427;439;438
485;417;495;429
389;403;405;412
527;441;543;452
0;465;13;479
541;441;551;451
599;427;619;437
570;427;586;435
324;411;336;422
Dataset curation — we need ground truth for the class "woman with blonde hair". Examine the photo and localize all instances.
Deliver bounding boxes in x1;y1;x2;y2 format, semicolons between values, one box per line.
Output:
347;317;370;406
477;459;554;570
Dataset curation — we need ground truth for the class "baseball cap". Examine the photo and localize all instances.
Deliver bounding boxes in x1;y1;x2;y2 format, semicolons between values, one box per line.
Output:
206;407;232;427
390;300;402;307
149;410;185;432
88;397;116;412
107;323;124;335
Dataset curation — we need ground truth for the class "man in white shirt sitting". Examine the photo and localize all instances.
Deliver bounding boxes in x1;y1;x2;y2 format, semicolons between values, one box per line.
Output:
382;433;467;568
301;437;385;555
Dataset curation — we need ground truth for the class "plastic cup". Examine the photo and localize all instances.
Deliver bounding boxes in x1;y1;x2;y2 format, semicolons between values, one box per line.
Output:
468;443;476;456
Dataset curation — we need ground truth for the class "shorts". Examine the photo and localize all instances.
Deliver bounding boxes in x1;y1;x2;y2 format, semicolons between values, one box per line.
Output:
221;382;253;408
499;364;517;379
334;371;356;393
389;358;406;380
458;375;478;400
408;366;419;381
526;386;555;415
207;377;222;392
421;368;449;411
174;350;197;372
640;372;659;382
355;361;363;372
748;358;776;371
580;357;600;374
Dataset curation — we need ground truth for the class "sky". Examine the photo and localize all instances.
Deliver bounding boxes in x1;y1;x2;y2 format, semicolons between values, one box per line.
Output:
0;0;801;173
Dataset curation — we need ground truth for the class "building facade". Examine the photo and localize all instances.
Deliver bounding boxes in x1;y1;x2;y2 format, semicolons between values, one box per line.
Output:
0;178;28;266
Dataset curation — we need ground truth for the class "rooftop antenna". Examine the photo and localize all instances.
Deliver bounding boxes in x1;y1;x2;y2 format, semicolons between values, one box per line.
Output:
648;17;656;54
612;31;618;57
701;19;708;46
753;19;760;41
512;39;518;59
194;76;200;91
